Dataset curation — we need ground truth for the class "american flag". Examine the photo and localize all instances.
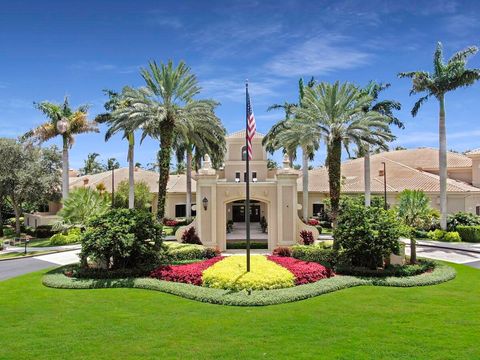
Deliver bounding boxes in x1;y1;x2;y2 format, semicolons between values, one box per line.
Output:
246;86;256;160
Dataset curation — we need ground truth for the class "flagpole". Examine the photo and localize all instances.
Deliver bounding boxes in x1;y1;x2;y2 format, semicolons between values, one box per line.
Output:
245;80;251;272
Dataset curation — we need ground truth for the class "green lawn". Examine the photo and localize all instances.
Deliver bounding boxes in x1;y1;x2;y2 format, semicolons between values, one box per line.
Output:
0;263;479;359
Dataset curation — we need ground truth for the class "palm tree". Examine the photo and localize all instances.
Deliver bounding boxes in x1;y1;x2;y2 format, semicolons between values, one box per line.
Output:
399;42;480;229
276;121;319;221
295;81;393;228
174;114;226;220
263;78;316;166
397;189;431;264
110;61;218;220
96;89;137;209
106;158;120;170
80;153;104;175
23;97;98;199
359;81;403;206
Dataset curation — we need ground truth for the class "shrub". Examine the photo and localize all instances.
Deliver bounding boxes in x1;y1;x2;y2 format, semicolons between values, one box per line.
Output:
427;229;446;241
443;231;461;242
113;180;152;210
150;257;224;285
456;225;480;243
164;219;179;227
166;243;220;261
299;230;314;245
80;208;164;271
447;212;480;231
202;255;295;291
267;256;334;285
319;220;332;228
307;218;319;226
50;233;68;245
412;229;429;238
34;225;56;238
181;227;202;245
59;188;110;226
315;226;322;234
291;245;337;268
272;246;292;257
334;203;401;269
336;259;435;277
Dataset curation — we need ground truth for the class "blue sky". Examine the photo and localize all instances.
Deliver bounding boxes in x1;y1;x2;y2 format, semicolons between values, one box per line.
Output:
1;0;479;169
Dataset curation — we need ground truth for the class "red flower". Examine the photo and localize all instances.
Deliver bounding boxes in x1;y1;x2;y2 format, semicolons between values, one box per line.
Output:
307;219;320;226
267;256;334;285
150;257;224;285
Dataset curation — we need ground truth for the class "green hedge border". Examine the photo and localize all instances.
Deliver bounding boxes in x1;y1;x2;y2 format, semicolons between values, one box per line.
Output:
42;263;456;307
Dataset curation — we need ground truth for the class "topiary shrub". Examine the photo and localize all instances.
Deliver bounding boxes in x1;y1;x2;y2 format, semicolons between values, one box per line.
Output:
456;225;480;243
447;212;480;231
80;208;164;271
166;243;219;261
181;227;202;245
334;203;401;269
299;230;314;245
291;245;336;268
272;246;292;257
443;231;461;242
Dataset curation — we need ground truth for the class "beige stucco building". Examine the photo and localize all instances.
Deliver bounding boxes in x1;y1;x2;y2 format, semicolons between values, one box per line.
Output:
26;131;480;251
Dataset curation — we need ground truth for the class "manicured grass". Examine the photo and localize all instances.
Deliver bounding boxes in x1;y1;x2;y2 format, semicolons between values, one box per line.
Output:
0;263;479;359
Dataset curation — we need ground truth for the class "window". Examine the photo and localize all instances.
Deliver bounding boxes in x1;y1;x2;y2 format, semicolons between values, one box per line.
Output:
235;172;241;182
241;146;247;161
175;204;196;218
313;203;325;216
476;206;480;216
175;204;186;218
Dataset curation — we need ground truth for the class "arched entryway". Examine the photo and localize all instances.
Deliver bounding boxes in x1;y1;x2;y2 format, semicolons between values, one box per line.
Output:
225;200;268;250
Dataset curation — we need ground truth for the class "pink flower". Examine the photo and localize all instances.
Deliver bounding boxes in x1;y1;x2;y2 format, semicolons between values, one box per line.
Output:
150;257;224;285
267;256;334;285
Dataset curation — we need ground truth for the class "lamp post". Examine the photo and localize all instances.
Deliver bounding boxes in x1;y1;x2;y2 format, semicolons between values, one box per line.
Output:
111;167;115;207
379;161;387;210
56;117;69;200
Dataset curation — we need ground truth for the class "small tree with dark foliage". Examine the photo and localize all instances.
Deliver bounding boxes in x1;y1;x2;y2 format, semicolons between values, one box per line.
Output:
181;227;202;245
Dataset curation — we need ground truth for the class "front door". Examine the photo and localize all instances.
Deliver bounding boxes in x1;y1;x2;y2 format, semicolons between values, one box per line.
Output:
232;205;245;222
250;204;261;222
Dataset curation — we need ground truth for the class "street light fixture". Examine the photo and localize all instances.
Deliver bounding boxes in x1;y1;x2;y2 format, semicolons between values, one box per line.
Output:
202;197;209;211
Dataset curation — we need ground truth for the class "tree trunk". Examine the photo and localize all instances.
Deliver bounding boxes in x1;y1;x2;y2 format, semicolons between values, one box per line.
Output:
156;119;174;221
62;136;69;200
364;145;371;207
128;133;135;209
0;199;4;237
410;237;417;264
302;148;309;221
186;148;192;220
12;200;21;237
289;152;294;168
328;139;342;228
439;94;447;229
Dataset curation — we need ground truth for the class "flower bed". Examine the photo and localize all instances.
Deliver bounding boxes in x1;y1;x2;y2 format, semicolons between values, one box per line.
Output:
267;256;334;285
202;255;295;291
150;257;224;285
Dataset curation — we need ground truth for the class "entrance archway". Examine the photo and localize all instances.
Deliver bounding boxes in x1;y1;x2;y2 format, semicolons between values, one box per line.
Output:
226;199;268;249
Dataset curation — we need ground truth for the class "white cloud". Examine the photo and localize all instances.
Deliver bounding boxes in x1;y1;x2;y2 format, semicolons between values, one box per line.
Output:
69;61;140;74
266;36;370;77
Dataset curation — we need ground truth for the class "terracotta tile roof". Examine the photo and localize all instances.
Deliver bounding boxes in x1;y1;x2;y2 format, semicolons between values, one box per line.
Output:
70;168;197;194
465;148;480;156
376;148;471;169
299;148;479;194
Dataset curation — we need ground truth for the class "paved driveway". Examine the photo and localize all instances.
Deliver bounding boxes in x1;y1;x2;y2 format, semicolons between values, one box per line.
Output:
0;250;80;281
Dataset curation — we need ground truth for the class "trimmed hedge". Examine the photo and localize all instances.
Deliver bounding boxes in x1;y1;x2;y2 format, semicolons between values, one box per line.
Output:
456;226;480;243
43;262;456;306
427;229;461;242
336;259;435;278
226;242;268;249
166;243;219;261
291;245;336;268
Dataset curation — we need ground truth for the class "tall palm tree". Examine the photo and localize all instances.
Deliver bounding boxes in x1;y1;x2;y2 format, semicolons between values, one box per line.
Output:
263;78;316;166
399;42;480;229
22;97;98;199
96;89;137;209
295;81;393;228
276;121;320;221
359;81;403;206
111;61;218;220
174;113;226;220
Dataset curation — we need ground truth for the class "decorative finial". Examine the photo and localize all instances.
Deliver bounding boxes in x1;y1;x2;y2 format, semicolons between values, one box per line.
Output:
203;154;212;170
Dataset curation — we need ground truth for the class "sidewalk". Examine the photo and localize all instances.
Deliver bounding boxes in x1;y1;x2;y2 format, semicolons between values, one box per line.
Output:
1;243;81;254
400;238;480;254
